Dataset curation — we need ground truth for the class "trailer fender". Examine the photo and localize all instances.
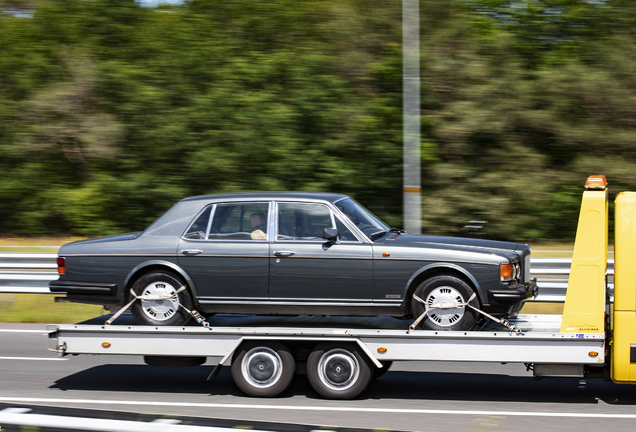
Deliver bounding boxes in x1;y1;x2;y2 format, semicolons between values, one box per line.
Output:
207;336;383;381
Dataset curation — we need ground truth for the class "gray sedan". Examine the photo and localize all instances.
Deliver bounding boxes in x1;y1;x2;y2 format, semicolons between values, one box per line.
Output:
50;192;536;331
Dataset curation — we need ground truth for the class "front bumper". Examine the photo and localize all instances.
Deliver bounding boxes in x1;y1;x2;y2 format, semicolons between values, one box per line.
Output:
487;278;538;303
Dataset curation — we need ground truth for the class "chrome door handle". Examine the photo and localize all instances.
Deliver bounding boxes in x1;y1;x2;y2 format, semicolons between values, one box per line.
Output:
273;250;296;257
181;249;203;256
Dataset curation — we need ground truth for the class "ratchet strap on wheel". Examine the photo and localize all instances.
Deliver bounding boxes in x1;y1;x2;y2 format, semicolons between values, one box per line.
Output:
409;292;522;334
105;286;212;329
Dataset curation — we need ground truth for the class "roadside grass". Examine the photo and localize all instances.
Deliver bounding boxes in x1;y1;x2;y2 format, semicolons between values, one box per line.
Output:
1;238;577;323
0;294;103;324
0;237;84;253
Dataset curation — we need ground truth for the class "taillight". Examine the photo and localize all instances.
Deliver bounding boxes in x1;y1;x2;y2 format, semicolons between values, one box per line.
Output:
57;257;66;275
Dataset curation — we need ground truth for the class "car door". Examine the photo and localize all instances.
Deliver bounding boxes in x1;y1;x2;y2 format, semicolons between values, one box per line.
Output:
268;201;373;306
177;201;270;304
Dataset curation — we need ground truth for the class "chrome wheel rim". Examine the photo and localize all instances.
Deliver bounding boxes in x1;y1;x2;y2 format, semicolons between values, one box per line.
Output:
140;280;179;322
241;347;283;389
425;286;466;327
317;349;359;391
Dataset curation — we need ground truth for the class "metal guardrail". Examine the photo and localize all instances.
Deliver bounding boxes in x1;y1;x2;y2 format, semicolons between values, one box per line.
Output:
0;252;615;302
0;253;58;294
531;257;614;302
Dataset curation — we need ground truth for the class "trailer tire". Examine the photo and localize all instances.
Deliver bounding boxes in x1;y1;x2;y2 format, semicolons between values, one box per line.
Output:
307;343;372;399
412;275;479;331
231;342;296;397
131;272;192;326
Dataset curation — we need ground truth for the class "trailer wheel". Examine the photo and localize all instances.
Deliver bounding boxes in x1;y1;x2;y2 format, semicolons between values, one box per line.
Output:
307;343;372;399
412;275;479;331
231;342;296;397
372;361;393;380
131;272;192;326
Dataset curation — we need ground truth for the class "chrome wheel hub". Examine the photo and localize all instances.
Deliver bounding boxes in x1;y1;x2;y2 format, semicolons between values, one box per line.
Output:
425;286;466;327
318;349;359;391
242;347;283;388
140;281;179;322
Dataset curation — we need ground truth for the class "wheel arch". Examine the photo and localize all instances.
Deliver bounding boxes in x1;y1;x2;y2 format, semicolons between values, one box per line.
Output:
124;260;199;301
227;337;382;369
402;263;482;313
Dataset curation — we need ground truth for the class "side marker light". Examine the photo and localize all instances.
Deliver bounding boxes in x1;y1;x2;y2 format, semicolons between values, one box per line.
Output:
589;351;598;357
102;342;111;348
377;347;387;353
500;263;513;281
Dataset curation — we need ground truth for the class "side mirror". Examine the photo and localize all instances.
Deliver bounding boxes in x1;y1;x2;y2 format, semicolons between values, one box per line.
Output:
322;227;339;243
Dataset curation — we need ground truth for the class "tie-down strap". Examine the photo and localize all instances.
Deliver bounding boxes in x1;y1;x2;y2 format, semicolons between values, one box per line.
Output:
105;286;211;329
410;292;522;333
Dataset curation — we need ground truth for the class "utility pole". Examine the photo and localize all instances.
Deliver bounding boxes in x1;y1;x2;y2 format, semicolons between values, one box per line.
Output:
402;0;421;234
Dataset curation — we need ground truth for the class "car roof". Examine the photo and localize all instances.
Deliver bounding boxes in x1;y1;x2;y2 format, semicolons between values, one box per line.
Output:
179;192;350;204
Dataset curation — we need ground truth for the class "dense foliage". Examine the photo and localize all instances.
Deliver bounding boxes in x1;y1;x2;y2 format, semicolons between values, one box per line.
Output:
1;0;635;241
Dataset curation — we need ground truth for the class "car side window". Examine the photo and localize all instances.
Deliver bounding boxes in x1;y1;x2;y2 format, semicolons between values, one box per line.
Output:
277;203;358;242
208;203;269;240
183;206;212;239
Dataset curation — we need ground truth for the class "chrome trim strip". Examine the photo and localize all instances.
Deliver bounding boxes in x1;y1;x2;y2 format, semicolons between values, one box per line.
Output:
63;254;176;257
197;300;401;306
61;254;496;265
382;257;498;265
179;239;268;242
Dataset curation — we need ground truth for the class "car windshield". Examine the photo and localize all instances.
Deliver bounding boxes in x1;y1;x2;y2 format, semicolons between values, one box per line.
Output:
335;198;390;239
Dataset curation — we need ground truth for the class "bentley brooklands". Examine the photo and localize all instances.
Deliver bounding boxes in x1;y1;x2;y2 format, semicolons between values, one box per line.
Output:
50;192;537;331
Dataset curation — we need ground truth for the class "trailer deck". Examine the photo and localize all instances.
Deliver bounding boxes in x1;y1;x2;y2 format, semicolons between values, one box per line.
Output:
48;313;605;366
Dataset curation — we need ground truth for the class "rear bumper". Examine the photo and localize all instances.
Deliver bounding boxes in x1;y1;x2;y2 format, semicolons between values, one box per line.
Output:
487;278;538;303
50;280;118;295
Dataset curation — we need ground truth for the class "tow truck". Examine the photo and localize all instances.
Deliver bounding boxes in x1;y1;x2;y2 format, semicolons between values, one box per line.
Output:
47;175;636;399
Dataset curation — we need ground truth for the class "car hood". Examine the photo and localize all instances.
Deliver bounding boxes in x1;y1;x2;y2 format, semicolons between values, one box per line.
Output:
375;234;526;254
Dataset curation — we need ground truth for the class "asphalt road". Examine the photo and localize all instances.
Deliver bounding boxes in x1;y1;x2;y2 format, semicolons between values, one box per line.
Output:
1;323;636;432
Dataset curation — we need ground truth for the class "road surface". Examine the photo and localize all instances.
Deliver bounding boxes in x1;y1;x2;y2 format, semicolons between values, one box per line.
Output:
1;323;635;432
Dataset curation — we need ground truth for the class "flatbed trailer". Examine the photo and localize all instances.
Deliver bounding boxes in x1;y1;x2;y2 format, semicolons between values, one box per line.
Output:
47;176;636;399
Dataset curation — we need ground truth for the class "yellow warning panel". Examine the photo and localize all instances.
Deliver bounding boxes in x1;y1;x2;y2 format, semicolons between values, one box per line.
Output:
560;179;608;334
611;311;636;383
614;192;636;313
611;192;636;383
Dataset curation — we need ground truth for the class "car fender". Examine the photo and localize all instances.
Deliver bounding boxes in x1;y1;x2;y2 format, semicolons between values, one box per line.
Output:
402;262;482;301
124;260;199;299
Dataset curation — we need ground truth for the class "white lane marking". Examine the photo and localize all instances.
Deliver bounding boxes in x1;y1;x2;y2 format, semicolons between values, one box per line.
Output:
0;397;634;419
0;357;66;361
0;409;255;432
0;329;50;333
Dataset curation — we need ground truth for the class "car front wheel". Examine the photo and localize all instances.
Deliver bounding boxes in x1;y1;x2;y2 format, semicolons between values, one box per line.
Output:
131;272;192;326
412;275;479;331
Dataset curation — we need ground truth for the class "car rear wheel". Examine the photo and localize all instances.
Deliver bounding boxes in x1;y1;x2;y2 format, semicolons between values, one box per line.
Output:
131;272;192;326
412;275;479;331
307;343;373;399
231;342;296;397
